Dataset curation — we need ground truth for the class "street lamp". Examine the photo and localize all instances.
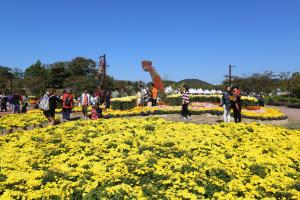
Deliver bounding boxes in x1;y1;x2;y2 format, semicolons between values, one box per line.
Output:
229;65;237;87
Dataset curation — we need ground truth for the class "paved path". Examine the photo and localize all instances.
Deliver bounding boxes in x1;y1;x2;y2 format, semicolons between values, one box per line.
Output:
267;106;300;129
159;114;288;126
0;111;13;117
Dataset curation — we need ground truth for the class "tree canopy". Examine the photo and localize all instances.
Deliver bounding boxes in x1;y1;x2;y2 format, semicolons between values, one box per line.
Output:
1;57;299;98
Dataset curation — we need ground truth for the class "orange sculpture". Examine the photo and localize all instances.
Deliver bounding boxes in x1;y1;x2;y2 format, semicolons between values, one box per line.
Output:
141;60;165;92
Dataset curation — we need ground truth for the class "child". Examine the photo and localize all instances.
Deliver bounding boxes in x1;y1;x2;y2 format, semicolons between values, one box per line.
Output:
136;91;142;107
181;85;192;120
91;103;102;120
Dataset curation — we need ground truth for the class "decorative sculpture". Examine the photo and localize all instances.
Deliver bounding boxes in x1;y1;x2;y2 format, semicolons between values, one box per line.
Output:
94;54;107;97
141;60;165;92
96;54;106;88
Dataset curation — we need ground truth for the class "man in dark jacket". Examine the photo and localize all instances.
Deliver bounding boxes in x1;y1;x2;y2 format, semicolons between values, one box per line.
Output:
1;94;8;112
12;92;21;114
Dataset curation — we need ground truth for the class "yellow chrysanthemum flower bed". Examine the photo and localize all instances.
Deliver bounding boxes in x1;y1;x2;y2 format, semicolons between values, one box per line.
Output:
0;107;286;133
0;117;299;199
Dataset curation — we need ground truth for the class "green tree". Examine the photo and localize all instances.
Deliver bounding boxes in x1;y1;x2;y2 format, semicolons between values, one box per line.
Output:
24;60;49;96
291;72;300;97
48;62;70;88
0;66;14;93
278;72;300;99
68;57;96;76
24;60;49;79
223;71;277;95
63;76;96;95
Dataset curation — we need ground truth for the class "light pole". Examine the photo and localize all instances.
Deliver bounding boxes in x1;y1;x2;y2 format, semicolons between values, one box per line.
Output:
229;65;237;87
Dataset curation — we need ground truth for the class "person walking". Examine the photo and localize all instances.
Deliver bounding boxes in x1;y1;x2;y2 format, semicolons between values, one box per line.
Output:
221;86;232;123
105;90;111;109
0;94;8;112
21;92;29;113
140;85;147;106
150;83;158;106
12;92;21;114
62;89;74;121
81;89;91;119
43;90;60;125
0;95;2;112
232;88;242;123
181;85;192;120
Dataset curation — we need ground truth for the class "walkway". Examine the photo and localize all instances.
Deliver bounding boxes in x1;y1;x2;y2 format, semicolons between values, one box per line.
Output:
268;106;300;129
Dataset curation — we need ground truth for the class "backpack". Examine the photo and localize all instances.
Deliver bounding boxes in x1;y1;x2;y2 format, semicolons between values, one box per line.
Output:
39;95;50;111
65;96;72;107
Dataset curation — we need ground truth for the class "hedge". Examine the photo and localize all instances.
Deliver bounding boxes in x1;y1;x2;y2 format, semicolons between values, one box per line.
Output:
266;96;300;106
111;96;137;110
165;94;257;107
111;95;258;110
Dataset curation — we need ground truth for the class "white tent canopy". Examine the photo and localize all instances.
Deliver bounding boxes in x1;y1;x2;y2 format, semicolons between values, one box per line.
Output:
165;87;223;95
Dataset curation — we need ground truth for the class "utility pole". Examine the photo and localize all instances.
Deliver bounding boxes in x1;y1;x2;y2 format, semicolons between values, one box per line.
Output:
10;79;12;93
229;64;232;87
228;64;237;87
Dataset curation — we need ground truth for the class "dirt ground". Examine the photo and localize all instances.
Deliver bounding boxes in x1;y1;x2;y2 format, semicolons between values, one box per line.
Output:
159;106;300;129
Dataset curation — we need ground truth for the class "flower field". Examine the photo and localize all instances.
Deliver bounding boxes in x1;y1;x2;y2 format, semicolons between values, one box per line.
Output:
0;106;286;134
110;95;258;110
0;117;299;199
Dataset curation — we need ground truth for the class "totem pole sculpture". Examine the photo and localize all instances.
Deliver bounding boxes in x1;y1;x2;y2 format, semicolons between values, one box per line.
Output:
94;54;107;97
141;60;165;93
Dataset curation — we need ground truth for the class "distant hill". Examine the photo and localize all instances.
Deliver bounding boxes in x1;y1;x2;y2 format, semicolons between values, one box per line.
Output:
162;80;177;87
179;79;213;88
162;79;214;89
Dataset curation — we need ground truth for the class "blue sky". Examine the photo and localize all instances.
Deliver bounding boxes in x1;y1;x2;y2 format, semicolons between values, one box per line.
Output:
0;0;299;84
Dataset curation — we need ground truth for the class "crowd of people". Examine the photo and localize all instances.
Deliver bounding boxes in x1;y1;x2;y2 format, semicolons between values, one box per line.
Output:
1;84;244;125
176;85;243;123
39;89;105;125
136;83;158;107
0;92;29;114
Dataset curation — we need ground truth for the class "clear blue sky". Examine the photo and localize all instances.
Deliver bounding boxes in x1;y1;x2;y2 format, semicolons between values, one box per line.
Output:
0;0;299;84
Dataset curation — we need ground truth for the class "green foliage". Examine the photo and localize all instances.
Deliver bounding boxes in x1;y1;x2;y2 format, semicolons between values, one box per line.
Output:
48;62;70;88
111;98;136;110
265;96;300;106
166;95;219;106
24;60;49;79
166;95;256;107
68;57;96;76
23;60;49;95
179;79;213;89
0;66;14;93
206;168;233;182
63;76;96;95
249;164;268;178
